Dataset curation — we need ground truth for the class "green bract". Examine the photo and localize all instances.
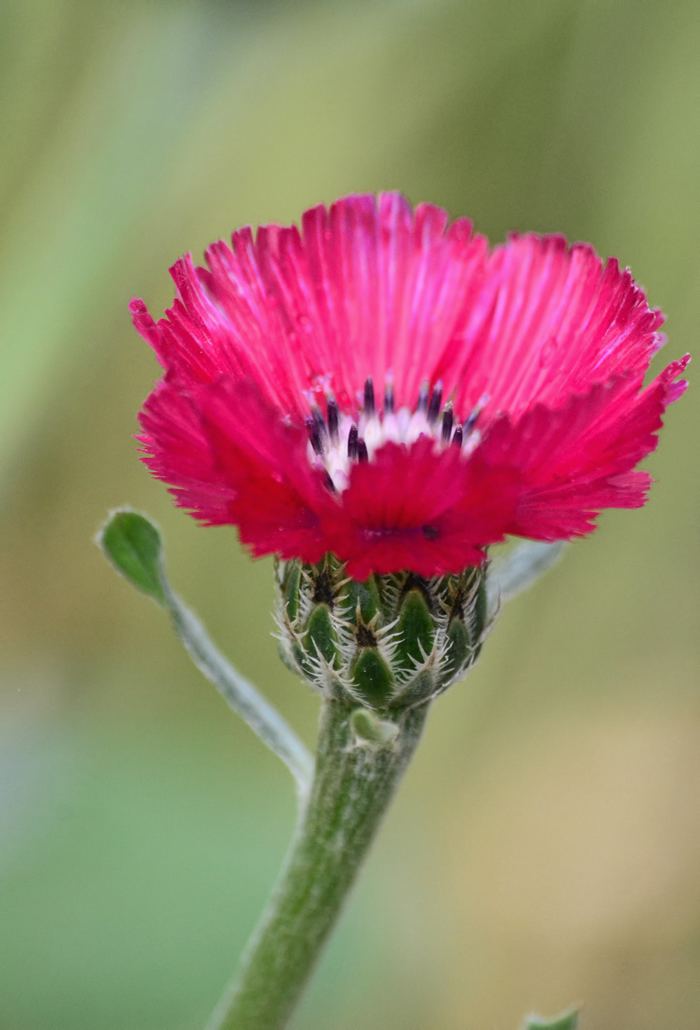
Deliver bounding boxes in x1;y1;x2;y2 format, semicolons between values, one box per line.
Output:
275;555;488;710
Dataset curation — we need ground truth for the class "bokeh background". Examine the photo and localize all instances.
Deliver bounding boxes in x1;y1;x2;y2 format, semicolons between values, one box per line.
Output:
1;1;698;1028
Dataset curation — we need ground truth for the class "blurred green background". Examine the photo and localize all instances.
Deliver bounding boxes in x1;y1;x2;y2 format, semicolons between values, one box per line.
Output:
1;1;698;1028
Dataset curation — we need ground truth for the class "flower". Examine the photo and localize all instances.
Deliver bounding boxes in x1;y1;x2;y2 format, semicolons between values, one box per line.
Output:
131;192;688;580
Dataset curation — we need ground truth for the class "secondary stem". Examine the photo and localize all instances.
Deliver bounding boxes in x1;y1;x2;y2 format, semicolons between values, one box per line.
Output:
207;698;428;1030
163;581;313;800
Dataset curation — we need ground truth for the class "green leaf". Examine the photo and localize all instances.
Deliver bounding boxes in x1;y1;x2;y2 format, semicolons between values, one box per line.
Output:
98;508;166;605
523;1008;579;1030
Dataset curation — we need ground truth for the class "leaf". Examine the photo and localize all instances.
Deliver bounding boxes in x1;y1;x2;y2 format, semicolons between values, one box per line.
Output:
523;1008;579;1030
98;508;166;605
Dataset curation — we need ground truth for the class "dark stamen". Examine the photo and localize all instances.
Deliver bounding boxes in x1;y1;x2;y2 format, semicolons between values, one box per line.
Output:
357;437;369;462
464;410;480;435
326;398;339;440
427;383;443;423
416;382;429;413
441;406;454;442
363;378;375;416
322;471;336;493
451;425;463;448
306;417;323;455
384;380;395;414
347;424;359;459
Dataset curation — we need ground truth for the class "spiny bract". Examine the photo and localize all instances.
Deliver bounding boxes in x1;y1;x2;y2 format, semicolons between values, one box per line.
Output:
275;556;488;710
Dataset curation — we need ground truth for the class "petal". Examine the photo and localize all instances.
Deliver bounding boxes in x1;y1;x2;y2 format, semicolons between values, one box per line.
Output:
138;373;235;525
133;193;488;416
195;377;336;562
140;374;337;559
443;234;666;420
474;356;689;539
326;437;518;579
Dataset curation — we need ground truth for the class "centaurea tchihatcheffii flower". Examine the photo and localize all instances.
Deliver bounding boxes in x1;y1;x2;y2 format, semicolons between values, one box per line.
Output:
131;192;688;707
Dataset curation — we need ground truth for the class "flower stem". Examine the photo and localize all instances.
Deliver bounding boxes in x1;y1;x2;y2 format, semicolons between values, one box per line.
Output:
206;698;429;1030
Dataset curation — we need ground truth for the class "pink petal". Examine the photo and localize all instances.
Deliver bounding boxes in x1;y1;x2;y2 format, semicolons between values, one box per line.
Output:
443;234;666;420
474;355;689;539
325;437;518;579
195;377;336;562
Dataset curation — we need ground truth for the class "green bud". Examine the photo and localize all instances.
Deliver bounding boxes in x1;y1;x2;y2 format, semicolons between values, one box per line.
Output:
350;708;399;747
275;556;489;712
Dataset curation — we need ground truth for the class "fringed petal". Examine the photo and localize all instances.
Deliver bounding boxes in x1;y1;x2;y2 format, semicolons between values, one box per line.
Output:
445;234;666;420
474;356;689;539
195;377;336;562
325;437;518;579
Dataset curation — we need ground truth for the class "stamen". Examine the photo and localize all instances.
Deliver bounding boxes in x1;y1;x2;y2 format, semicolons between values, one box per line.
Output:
464;411;479;435
441;405;454;442
464;393;489;434
306;416;324;455
363;378;375;416
326;397;339;440
427;382;443;423
306;378;485;493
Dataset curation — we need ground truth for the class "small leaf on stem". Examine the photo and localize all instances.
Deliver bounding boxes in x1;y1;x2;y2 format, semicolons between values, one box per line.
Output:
98;508;166;605
350;707;399;747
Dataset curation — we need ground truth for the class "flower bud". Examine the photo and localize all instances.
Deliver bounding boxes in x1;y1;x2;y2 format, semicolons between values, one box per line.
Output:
275;555;488;710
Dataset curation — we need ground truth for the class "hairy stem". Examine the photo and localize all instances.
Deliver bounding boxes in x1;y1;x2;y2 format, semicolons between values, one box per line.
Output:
207;699;428;1030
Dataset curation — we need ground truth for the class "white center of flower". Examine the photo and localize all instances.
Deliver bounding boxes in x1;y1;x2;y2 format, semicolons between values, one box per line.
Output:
305;378;484;493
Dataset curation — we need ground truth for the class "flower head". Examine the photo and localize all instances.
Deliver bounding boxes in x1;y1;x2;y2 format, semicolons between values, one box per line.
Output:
132;192;688;580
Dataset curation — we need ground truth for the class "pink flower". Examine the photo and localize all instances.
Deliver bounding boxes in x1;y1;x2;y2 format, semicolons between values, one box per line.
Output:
131;192;688;580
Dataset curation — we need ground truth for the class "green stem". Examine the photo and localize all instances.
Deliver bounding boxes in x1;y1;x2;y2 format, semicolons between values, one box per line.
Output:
207;698;429;1030
163;580;313;802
